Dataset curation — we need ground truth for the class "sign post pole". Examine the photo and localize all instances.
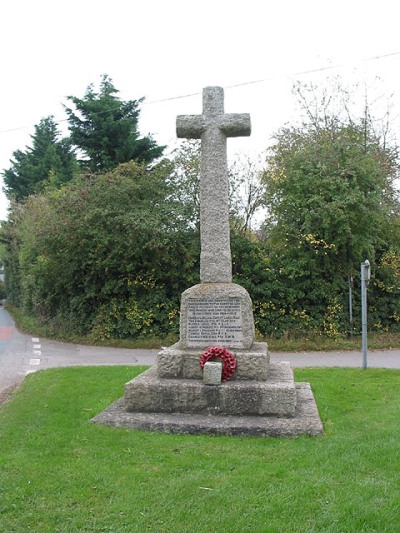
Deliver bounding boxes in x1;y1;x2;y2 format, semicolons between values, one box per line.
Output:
361;260;370;370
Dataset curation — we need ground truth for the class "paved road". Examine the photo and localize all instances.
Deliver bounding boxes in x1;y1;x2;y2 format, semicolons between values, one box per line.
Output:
1;307;399;399
0;308;158;396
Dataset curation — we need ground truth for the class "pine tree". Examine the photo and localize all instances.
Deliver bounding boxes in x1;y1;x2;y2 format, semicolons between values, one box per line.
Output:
64;75;164;172
3;116;77;202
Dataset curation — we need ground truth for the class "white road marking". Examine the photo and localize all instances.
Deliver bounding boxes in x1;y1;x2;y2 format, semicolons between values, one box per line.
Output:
33;344;41;349
29;358;41;366
32;338;39;343
33;350;41;356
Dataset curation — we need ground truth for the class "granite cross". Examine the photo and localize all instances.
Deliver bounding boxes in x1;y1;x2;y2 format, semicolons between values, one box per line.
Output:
176;86;251;283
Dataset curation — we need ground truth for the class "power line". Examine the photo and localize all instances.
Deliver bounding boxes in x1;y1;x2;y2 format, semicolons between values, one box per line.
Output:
146;51;400;102
145;91;202;105
1;50;399;135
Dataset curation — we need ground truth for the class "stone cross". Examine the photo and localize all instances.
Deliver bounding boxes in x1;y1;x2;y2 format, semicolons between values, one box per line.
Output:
176;86;251;283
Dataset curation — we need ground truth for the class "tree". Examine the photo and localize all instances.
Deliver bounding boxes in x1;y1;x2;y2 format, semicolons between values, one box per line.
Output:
170;141;266;234
169;141;201;229
3;116;77;202
261;81;400;335
229;155;266;235
64;75;164;172
4;160;200;339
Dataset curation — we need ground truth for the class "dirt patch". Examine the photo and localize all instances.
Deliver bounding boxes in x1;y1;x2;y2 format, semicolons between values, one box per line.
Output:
0;383;20;406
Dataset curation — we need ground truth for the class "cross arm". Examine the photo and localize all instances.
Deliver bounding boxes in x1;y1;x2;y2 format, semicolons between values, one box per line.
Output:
176;115;206;139
220;113;251;137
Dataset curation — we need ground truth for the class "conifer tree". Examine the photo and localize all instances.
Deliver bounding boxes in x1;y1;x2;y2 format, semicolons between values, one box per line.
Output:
64;75;164;172
3;116;77;202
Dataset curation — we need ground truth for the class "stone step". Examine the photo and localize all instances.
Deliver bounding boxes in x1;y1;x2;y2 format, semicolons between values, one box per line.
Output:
157;341;270;380
124;362;296;417
92;383;323;437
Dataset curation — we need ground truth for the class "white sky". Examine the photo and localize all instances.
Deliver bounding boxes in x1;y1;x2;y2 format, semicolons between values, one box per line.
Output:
1;0;400;220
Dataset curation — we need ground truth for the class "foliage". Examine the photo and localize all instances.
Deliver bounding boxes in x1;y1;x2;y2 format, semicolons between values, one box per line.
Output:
0;367;399;532
169;140;201;229
263;122;398;269
2;161;199;339
229;154;266;234
259;82;400;336
171;141;266;234
0;280;5;300
64;74;165;172
2;79;400;340
370;248;400;331
2;116;78;202
1;204;24;305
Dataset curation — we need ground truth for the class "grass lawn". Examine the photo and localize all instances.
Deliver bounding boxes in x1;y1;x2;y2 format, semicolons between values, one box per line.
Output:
0;366;399;532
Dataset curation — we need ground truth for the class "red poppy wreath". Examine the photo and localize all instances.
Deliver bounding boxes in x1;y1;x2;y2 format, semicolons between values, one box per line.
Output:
200;346;237;382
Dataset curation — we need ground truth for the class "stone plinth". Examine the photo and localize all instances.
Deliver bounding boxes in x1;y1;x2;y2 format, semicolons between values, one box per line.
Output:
92;383;323;437
124;363;296;417
157;341;269;380
179;283;255;350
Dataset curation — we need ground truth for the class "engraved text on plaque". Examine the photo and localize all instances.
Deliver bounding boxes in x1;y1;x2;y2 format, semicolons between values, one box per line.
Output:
187;299;243;346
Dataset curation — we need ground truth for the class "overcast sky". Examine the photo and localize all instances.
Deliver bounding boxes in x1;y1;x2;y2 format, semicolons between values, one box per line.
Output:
1;0;400;220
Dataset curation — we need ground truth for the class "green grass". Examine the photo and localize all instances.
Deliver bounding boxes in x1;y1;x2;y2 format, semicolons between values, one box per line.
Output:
0;367;399;532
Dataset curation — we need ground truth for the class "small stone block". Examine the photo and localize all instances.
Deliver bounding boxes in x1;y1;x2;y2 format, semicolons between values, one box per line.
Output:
203;361;222;385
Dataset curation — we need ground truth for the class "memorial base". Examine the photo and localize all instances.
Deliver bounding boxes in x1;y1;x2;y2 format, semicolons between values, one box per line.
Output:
91;279;323;437
92;352;323;437
91;382;323;437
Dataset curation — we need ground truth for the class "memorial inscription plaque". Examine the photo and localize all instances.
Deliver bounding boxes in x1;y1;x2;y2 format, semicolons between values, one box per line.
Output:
187;298;243;346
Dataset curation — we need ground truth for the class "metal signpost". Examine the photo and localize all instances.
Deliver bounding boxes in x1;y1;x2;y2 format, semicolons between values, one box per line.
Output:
361;260;370;369
348;272;354;337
